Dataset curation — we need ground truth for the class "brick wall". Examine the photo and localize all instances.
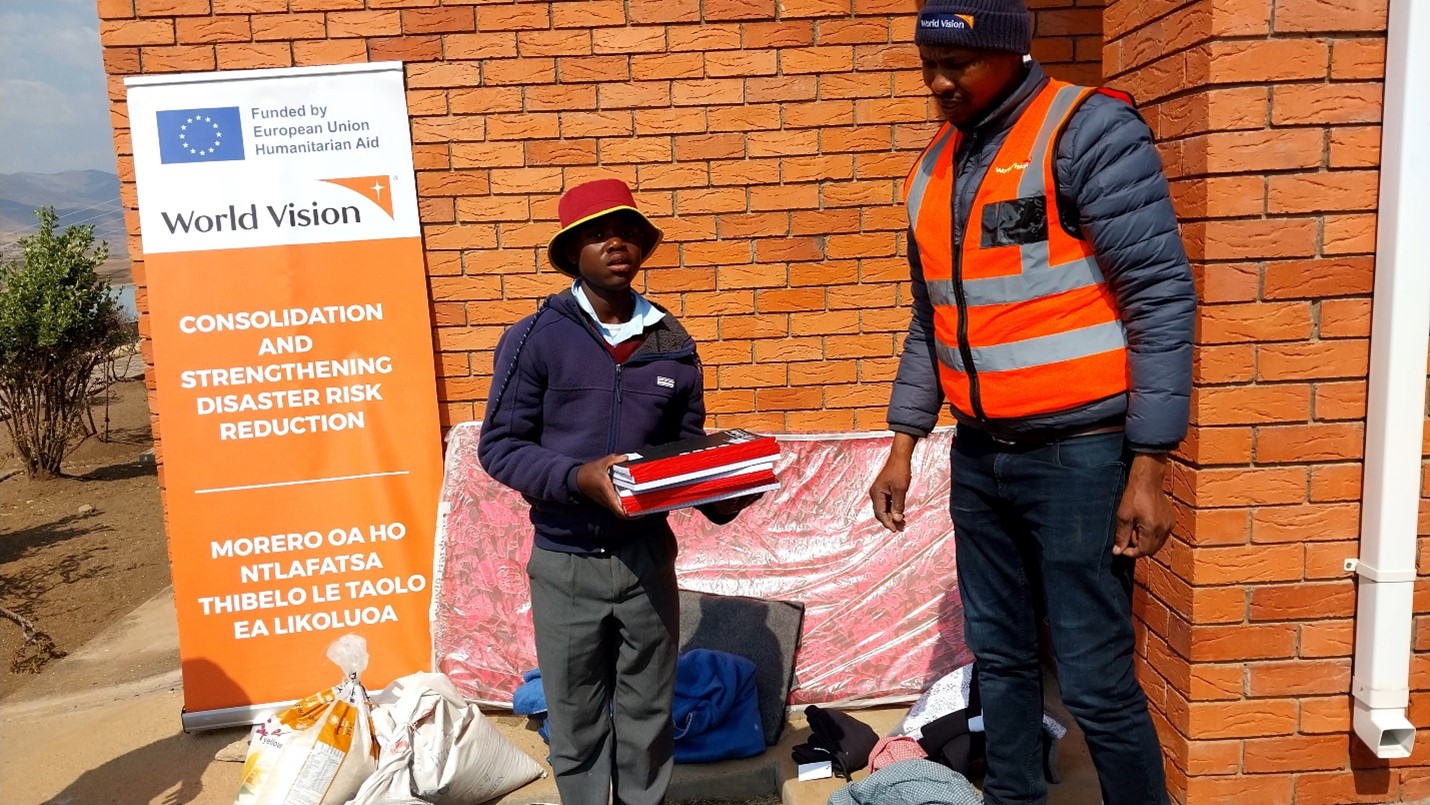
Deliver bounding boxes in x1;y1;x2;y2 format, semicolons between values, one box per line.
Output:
1104;0;1430;802
97;0;1103;438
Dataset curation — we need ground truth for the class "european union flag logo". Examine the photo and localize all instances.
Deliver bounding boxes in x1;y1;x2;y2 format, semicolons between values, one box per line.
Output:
156;107;245;164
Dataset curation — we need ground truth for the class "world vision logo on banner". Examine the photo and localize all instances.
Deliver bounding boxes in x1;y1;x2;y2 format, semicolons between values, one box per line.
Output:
323;177;396;218
157;107;246;164
156;178;397;235
919;13;975;30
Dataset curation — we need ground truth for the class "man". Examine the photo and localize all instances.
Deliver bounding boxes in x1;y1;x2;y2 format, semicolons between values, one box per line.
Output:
869;2;1195;804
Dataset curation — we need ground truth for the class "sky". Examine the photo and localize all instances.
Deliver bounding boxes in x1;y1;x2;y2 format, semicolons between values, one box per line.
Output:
0;0;116;174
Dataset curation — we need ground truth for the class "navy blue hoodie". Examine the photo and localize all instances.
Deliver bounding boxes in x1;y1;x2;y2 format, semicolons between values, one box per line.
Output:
478;289;723;554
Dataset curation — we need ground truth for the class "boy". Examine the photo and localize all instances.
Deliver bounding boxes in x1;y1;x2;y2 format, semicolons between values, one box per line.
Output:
478;179;757;805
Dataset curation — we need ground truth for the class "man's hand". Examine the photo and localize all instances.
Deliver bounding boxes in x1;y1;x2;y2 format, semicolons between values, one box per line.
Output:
576;453;630;517
870;432;918;532
1113;452;1174;558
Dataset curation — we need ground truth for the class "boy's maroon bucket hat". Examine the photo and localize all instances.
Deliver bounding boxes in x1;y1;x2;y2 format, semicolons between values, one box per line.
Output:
546;179;663;277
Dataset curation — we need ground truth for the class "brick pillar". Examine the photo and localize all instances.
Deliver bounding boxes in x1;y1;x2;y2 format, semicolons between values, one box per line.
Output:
1103;1;1429;802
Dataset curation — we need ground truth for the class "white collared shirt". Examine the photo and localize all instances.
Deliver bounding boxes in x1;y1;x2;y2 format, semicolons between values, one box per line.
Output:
572;280;665;346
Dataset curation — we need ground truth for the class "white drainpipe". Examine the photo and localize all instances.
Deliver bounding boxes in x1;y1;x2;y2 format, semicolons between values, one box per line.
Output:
1346;0;1429;760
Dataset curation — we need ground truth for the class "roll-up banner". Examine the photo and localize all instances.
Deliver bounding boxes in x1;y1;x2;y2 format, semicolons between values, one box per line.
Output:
125;62;443;730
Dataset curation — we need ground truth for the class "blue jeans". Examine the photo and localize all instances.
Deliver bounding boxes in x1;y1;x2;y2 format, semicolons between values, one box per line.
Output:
951;428;1168;805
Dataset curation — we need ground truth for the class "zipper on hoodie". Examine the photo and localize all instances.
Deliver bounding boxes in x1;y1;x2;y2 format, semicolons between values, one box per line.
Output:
607;364;623;454
952;132;988;422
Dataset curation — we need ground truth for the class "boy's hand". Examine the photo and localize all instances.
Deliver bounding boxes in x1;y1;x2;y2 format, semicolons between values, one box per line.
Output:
576;453;630;517
708;492;764;517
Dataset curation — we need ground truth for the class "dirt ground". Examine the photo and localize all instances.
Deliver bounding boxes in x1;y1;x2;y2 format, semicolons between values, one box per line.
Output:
0;376;171;697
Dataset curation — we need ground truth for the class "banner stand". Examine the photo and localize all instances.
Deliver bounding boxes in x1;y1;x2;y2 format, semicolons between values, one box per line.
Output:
126;62;444;728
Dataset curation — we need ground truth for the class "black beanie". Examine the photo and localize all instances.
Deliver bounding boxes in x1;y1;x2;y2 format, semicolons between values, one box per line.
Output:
914;0;1033;55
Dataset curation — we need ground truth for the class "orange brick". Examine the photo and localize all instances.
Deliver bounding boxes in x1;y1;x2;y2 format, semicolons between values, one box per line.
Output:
251;14;325;41
402;7;473;34
1251;502;1361;544
1189;663;1244;701
1199;302;1314;345
1190;544;1303;585
1310;463;1363;503
1327;37;1384;80
1190;624;1297;662
1188;218;1320;261
1268;170;1380;214
368;36;442;62
476;4;550;31
626;0;699;23
1199;128;1326;174
1323;213;1378;255
704;0;772;20
1185;773;1294;804
1330;126;1382;168
1293;769;1400;805
1254;422;1365;463
1250;581;1356;621
1193;384;1313;427
1243;734;1350;773
100;19;176;47
1247;658;1352;697
1262;256;1374;300
215;42;292;68
103;47;142;74
293;39;366;65
176;16;251;43
135;0;209;14
550;0;626;28
1300;618;1354;657
1273;0;1389;33
1273;83;1384;126
98;0;136;19
779;46;854;75
140;44;216;71
706;50;778;77
326;10;401;38
526;140;597;167
593;26;667;55
1192;345;1255;386
598;81;671;109
1318;299;1373;339
1205;37;1329;83
1187;696;1298;738
1182;739;1243;775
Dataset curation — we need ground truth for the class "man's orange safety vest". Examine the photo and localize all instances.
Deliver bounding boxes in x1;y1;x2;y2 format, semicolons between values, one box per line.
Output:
903;79;1131;422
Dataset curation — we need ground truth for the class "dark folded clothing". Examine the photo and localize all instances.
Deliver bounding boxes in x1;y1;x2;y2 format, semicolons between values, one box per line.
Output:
917;710;985;779
791;705;879;779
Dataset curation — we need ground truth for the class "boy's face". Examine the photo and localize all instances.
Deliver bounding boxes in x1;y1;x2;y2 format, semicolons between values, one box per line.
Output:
568;210;646;291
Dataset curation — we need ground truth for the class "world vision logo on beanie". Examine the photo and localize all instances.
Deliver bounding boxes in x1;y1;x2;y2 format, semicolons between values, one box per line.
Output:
914;0;1031;55
919;13;976;30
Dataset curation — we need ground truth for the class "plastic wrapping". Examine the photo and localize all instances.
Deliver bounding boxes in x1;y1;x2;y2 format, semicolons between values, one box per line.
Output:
431;422;970;709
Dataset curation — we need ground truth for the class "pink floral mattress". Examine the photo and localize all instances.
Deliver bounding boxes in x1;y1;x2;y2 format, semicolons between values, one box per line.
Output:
431;423;970;708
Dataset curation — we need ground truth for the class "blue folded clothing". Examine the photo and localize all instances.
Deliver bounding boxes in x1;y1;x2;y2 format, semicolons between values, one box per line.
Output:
512;649;765;764
512;668;550;742
672;649;765;763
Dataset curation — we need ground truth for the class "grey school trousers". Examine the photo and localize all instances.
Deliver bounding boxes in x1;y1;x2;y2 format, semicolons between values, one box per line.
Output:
527;530;680;805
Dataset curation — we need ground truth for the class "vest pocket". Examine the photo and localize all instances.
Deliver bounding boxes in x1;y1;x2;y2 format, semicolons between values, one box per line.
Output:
980;196;1049;248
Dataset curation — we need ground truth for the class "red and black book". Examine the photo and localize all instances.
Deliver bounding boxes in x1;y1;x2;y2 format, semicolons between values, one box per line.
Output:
617;467;780;516
610;429;779;490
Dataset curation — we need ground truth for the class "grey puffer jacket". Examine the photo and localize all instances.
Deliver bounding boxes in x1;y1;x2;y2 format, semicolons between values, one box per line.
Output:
886;61;1195;452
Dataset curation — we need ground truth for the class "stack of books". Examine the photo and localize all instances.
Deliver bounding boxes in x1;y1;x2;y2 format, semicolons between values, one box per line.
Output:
612;429;781;516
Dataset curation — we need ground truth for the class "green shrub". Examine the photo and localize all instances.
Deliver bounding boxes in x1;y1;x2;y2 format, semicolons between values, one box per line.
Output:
0;207;128;478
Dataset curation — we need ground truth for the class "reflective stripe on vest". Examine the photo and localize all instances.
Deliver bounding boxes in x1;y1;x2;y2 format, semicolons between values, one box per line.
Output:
903;79;1131;421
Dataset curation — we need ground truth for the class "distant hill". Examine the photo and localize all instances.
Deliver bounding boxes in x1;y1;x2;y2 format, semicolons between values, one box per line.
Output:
0;170;128;279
